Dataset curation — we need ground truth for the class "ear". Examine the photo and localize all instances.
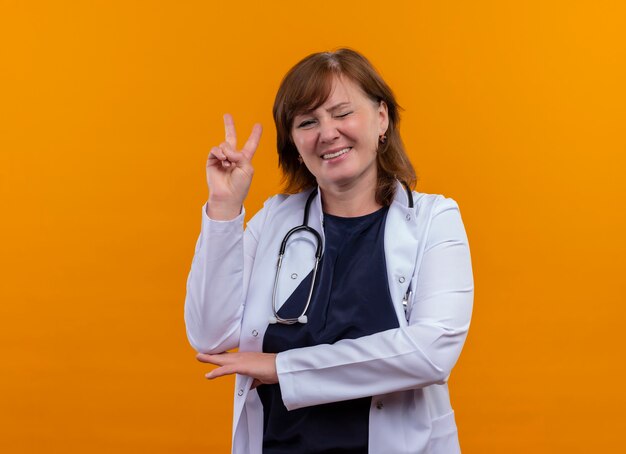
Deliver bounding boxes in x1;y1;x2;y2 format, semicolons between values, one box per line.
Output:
378;100;389;135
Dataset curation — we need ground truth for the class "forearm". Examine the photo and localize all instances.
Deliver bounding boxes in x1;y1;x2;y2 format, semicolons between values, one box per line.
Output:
184;203;247;353
276;318;470;410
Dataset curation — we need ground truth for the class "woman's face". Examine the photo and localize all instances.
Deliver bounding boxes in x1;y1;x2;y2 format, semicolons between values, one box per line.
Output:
291;76;389;193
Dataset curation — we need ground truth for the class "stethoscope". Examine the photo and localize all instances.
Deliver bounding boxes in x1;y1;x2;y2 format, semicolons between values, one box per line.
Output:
269;183;414;325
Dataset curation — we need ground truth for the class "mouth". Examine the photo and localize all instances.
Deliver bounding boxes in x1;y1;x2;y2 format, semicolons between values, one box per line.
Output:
322;147;352;160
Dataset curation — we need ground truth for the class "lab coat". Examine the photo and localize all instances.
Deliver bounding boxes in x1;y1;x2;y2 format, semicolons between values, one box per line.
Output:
185;181;474;454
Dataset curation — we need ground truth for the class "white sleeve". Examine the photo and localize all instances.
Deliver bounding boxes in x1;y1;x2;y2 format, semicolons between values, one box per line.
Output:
184;199;271;354
275;197;474;410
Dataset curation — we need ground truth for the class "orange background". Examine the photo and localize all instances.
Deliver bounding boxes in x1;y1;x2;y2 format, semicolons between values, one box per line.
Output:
1;1;625;452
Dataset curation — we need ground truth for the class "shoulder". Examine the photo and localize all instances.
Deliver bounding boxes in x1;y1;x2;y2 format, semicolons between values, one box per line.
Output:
258;190;313;214
412;192;461;217
411;192;470;247
246;190;313;228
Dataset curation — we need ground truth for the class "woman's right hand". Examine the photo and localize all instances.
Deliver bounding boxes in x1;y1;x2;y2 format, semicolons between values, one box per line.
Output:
206;114;263;220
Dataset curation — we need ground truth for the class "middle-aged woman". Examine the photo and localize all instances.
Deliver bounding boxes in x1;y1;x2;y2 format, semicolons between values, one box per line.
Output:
185;48;474;454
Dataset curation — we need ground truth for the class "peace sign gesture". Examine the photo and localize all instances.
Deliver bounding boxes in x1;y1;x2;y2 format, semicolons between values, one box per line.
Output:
206;114;263;220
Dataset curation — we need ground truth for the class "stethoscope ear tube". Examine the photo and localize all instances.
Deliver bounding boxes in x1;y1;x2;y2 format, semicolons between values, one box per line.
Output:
402;181;414;208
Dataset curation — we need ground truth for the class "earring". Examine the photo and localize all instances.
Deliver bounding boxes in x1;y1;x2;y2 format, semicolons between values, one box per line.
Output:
379;134;387;144
297;154;303;164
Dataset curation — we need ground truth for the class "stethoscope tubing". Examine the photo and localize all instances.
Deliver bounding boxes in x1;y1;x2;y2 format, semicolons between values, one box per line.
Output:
270;189;322;325
269;184;413;325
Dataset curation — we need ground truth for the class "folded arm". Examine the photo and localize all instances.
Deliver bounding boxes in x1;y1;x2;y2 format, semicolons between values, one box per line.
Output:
276;198;474;410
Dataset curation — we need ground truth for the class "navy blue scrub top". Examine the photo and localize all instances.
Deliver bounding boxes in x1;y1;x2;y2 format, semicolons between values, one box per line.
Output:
258;206;400;454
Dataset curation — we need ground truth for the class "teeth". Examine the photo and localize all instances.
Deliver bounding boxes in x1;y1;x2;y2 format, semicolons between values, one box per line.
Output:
322;147;351;160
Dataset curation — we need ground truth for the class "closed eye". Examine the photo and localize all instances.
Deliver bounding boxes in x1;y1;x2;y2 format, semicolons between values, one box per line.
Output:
297;119;316;128
335;111;352;118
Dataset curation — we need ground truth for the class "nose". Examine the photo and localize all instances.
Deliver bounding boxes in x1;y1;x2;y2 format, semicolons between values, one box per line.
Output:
318;118;340;144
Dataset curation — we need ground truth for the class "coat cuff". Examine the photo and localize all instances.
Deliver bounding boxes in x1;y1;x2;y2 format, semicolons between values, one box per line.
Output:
275;351;299;411
201;202;245;233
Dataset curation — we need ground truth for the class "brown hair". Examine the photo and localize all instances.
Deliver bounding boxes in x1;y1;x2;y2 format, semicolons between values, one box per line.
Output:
272;48;417;206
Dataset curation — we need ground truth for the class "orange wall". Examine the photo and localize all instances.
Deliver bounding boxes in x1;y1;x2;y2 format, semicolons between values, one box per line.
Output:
1;1;625;452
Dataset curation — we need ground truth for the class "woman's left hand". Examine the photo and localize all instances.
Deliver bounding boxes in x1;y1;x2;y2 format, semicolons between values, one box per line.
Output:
196;352;278;388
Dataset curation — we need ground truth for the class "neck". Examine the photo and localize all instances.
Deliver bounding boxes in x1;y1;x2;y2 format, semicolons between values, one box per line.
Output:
318;178;382;217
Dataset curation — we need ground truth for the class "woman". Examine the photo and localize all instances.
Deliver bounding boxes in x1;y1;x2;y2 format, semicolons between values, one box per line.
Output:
185;48;474;454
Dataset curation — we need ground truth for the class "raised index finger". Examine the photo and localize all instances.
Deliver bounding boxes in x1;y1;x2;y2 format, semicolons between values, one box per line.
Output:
223;113;237;149
241;123;263;160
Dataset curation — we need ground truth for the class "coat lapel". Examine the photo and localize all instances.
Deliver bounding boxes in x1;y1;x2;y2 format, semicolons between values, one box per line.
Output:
384;181;420;326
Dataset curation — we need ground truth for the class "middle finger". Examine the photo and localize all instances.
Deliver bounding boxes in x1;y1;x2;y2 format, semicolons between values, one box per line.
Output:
196;352;231;366
224;113;237;149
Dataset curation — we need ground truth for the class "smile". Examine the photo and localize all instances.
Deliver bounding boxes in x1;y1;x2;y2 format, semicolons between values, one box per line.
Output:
322;147;351;160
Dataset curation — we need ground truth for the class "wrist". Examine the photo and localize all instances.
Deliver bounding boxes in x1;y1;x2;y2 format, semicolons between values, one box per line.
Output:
206;199;242;221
